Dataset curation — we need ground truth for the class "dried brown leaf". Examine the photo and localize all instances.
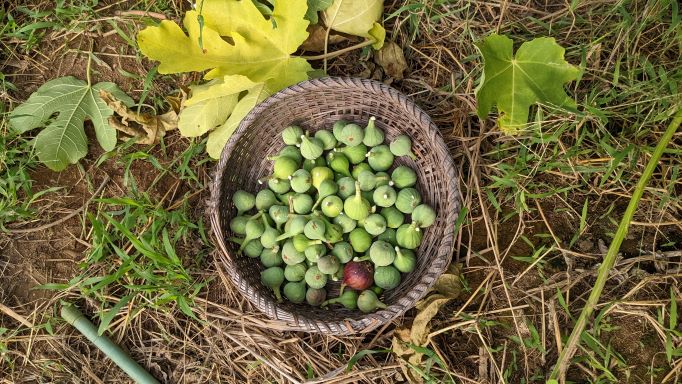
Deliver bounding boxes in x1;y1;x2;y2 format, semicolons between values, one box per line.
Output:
374;41;407;80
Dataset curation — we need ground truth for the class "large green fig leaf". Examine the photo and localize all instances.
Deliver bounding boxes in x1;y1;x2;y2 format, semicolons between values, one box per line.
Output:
323;0;385;49
475;34;580;133
9;76;133;171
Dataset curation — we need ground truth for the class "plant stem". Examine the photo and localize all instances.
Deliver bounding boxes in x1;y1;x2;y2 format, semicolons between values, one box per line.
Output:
301;39;376;61
61;304;160;384
549;105;682;381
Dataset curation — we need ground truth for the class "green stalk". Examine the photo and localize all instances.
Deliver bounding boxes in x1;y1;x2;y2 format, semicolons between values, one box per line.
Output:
549;106;682;381
61;304;160;384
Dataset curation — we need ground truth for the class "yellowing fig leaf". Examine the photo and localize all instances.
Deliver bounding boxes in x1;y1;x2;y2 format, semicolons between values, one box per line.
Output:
8;76;133;171
475;34;580;133
323;0;385;49
137;0;312;91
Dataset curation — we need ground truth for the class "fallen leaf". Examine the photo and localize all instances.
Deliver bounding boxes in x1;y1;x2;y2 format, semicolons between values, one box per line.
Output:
322;0;385;49
300;24;348;52
99;90;179;145
475;34;580;133
374;41;407;80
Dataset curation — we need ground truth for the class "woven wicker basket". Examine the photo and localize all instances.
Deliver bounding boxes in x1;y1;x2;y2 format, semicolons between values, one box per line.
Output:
209;77;460;335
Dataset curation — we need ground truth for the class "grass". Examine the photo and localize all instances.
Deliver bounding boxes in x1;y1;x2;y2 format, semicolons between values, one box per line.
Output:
1;0;681;383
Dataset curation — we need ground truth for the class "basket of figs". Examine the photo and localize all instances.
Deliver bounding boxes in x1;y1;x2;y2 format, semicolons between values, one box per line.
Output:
209;77;460;335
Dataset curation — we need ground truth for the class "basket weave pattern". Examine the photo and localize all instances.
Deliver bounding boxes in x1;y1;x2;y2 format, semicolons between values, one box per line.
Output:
210;77;460;335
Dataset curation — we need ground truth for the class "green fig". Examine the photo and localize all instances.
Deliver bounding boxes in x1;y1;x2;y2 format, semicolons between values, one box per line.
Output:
276;214;308;241
304;218;326;240
283;281;306;303
357;171;377;191
305;266;328;289
381;207;404;229
351;162;373;180
318;255;340;275
342;143;368;164
260;247;283;267
327;151;351;177
306;287;327;306
366;145;394;172
368;241;396;266
391;165;417;188
396;222;423;249
349;227;372;253
305;244;326;263
390;134;417;159
337;177;356;199
292;193;314;214
268;205;289;229
332;120;348;141
260;215;281;249
321;195;343;217
373;185;397;208
255;189;278;211
267;178;291;194
315;129;337;150
344;181;371;221
272;156;298;179
374;265;401;290
232;190;255;215
394;247;416;273
411;204;436;228
238;217;264;252
321;290;358;309
293;233;322;252
229;215;248;235
300;135;324;160
282;125;304;145
289;169;312;193
357;290;387;313
284;262;307;282
374;171;393;187
332;241;354;263
278;145;303;164
311;166;334;189
395;188;422;214
303;157;326;172
261;267;284;302
377;228;397;246
282;239;306;265
243;240;263;258
363;213;387;236
362;116;384;147
333;213;357;233
312;179;338;210
324;222;344;243
339;123;364;146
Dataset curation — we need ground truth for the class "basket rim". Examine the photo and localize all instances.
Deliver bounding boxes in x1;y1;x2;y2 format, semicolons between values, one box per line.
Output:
209;76;460;335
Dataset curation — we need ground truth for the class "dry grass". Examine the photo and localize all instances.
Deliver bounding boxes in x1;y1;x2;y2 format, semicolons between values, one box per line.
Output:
1;0;681;383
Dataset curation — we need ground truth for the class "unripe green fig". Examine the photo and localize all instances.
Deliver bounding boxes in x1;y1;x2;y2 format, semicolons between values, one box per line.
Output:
389;134;417;159
243;240;263;258
260;247;283;267
276;214;308;241
289;169;312;193
314;129;337;150
304;218;326;240
374;172;392;187
282;240;306;265
391;166;417;188
317;255;340;275
349;227;372;253
394;247;416;273
363;213;387;236
332;120;348;141
312;179;338;210
273;156;298;179
340;123;364;146
361;190;375;206
311;166;334;189
324;222;344;243
342;143;368;164
327;151;351;177
369;240;396;266
261;266;285;302
374;265;401;290
411;204;436;228
255;189;278;211
238;217;264;252
282;125;304;145
351;162;372;180
373;185;397;207
357;290;387;313
332;241;354;263
377;228;397;246
302;157;326;172
305;266;328;289
381;207;404;229
305;244;326;263
284;262;307;282
337;177;356;199
278;145;303;164
260;224;281;249
395;188;422;214
267;178;291;194
333;213;357;233
362;116;384;147
366;145;394;172
233;190;255;215
300;135;324;160
229;215;248;235
321;195;343;217
322;290;358;309
293;233;322;252
344;181;371;221
306;287;327;306
283;281;306;303
292;193;314;214
396;222;423;249
268;205;289;229
357;170;377;191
